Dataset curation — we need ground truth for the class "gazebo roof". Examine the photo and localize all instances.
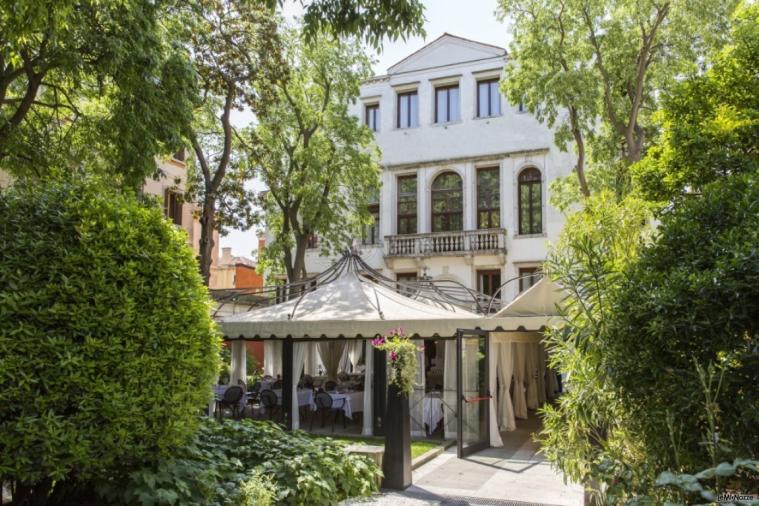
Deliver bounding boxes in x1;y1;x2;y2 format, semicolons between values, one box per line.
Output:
220;271;485;339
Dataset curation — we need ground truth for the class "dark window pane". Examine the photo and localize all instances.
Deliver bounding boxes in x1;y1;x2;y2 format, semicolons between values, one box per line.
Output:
449;87;460;121
478;82;488;117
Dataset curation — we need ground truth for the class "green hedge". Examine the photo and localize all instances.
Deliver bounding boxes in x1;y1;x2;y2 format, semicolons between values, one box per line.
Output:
0;177;220;501
95;419;382;506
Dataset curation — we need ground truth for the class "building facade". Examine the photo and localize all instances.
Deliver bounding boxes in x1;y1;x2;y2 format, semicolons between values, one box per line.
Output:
301;34;574;305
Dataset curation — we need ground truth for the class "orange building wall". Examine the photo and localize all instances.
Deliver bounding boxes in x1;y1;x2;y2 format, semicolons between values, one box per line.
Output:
235;265;264;290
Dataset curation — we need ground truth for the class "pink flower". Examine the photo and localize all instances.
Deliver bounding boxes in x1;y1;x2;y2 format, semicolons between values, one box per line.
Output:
390;351;398;362
372;336;385;347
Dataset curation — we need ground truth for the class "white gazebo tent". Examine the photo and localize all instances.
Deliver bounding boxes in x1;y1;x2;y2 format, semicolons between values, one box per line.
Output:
220;270;486;435
489;276;566;433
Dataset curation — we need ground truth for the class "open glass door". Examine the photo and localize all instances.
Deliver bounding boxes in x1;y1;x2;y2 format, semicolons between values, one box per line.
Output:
456;329;490;458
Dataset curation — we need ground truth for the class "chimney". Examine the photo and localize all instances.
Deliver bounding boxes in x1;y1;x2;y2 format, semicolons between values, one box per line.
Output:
221;247;233;265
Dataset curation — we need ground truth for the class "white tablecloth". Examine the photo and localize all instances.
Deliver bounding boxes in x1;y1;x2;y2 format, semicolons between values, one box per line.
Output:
423;394;444;434
273;388;313;407
311;391;364;419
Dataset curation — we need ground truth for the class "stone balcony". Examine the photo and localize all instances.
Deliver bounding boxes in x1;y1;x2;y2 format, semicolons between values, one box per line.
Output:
385;228;507;258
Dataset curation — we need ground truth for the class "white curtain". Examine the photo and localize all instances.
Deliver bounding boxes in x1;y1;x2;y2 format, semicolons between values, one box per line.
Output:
526;343;539;410
489;338;503;447
348;341;362;372
291;343;307;429
230;340;247;385
317;341;346;381
443;340;457;439
497;342;516;432
264;340;283;377
338;345;351;373
410;339;426;437
512;343;528;419
537;343;547;406
303;343;319;376
362;339;374;435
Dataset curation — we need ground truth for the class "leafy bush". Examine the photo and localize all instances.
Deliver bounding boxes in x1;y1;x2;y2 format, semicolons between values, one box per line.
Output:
0;177;220;502
95;418;381;506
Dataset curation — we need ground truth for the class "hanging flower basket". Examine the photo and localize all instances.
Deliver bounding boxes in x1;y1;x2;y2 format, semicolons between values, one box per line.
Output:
372;328;419;395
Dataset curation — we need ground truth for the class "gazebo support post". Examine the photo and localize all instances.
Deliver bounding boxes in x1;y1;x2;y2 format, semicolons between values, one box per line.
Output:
373;348;387;436
282;338;293;430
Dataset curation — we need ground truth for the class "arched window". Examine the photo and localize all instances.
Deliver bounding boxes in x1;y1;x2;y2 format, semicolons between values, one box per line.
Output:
518;167;542;235
431;172;463;232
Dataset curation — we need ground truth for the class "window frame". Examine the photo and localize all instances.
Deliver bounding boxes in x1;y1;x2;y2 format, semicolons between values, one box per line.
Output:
518;266;541;293
365;103;380;132
164;189;182;226
397;174;417;235
430;171;463;233
517;167;543;235
434;84;460;124
476;166;500;230
362;203;381;245
476;78;501;118
396;90;419;129
477;269;502;299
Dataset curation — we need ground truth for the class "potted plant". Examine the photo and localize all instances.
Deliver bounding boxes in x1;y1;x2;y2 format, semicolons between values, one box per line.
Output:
372;328;418;490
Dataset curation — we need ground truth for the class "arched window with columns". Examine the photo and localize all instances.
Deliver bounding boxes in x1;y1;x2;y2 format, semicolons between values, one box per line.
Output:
518;167;542;235
431;171;463;232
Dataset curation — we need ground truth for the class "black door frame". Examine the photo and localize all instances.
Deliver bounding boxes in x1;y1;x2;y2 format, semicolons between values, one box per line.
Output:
456;328;491;458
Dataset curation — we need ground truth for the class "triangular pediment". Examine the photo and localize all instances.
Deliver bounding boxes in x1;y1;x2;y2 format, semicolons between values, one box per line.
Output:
387;33;506;74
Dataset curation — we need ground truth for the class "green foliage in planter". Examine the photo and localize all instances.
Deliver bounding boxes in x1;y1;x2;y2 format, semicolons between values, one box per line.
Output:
0;177;220;499
95;418;381;506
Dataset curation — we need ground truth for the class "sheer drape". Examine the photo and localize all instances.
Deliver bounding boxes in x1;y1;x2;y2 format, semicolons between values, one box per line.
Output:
348;341;362;372
317;341;346;381
291;343;306;429
410;339;426;437
264;340;283;377
443;340;457;439
489;339;503;447
230;340;247;385
537;343;547;406
497;342;516;431
526;343;539;410
512;343;528;419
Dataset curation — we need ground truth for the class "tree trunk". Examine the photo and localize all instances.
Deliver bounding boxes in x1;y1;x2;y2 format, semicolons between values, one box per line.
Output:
198;194;216;286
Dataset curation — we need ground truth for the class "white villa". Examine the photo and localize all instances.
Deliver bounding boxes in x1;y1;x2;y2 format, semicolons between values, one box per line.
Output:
302;33;574;304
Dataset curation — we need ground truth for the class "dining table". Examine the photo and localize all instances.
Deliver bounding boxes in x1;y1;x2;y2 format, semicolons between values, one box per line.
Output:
273;388;313;407
312;390;364;420
423;392;444;435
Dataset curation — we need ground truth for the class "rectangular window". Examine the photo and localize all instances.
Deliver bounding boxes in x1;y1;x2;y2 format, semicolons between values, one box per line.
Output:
396;271;418;296
363;203;380;245
397;175;417;235
365;104;379;132
477;79;501;118
306;233;319;249
435;85;460;123
164;189;182;226
397;91;419;128
477;269;502;298
519;267;541;293
477;167;500;229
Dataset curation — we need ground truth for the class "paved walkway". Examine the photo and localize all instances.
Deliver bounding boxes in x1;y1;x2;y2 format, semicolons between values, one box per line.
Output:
345;415;584;506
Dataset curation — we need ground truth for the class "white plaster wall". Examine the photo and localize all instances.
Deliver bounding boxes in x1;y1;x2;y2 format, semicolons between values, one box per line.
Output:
301;39;575;303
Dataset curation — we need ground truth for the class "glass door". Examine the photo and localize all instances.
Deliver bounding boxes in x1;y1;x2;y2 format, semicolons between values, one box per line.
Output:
456;329;490;458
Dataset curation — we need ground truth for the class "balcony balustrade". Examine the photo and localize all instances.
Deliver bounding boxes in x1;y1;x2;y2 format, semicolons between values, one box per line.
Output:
385;228;507;257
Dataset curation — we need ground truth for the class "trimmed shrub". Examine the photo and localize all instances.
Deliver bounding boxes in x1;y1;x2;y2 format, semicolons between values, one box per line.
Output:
95;419;382;506
0;177;220;501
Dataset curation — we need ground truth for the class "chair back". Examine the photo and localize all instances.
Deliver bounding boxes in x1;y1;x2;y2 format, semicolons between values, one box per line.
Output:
251;381;262;393
325;380;337;391
314;391;333;410
223;385;244;403
260;389;278;408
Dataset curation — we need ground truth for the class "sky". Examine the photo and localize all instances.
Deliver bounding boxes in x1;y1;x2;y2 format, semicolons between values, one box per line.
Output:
220;0;510;259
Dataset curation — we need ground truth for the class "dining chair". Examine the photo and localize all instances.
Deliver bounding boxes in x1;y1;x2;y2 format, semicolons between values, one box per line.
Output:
310;391;346;432
259;389;280;421
218;385;244;420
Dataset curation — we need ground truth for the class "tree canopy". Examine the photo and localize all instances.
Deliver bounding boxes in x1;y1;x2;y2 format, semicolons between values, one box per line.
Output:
498;0;739;200
244;29;380;282
0;0;195;187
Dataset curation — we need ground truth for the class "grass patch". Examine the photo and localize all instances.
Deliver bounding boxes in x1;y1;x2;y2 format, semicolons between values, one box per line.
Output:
308;434;445;459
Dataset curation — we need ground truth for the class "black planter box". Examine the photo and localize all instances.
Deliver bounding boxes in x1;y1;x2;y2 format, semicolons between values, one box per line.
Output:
382;383;412;490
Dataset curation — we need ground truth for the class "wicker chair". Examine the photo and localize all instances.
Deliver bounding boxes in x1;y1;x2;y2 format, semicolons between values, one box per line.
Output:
310;391;345;432
218;385;244;420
